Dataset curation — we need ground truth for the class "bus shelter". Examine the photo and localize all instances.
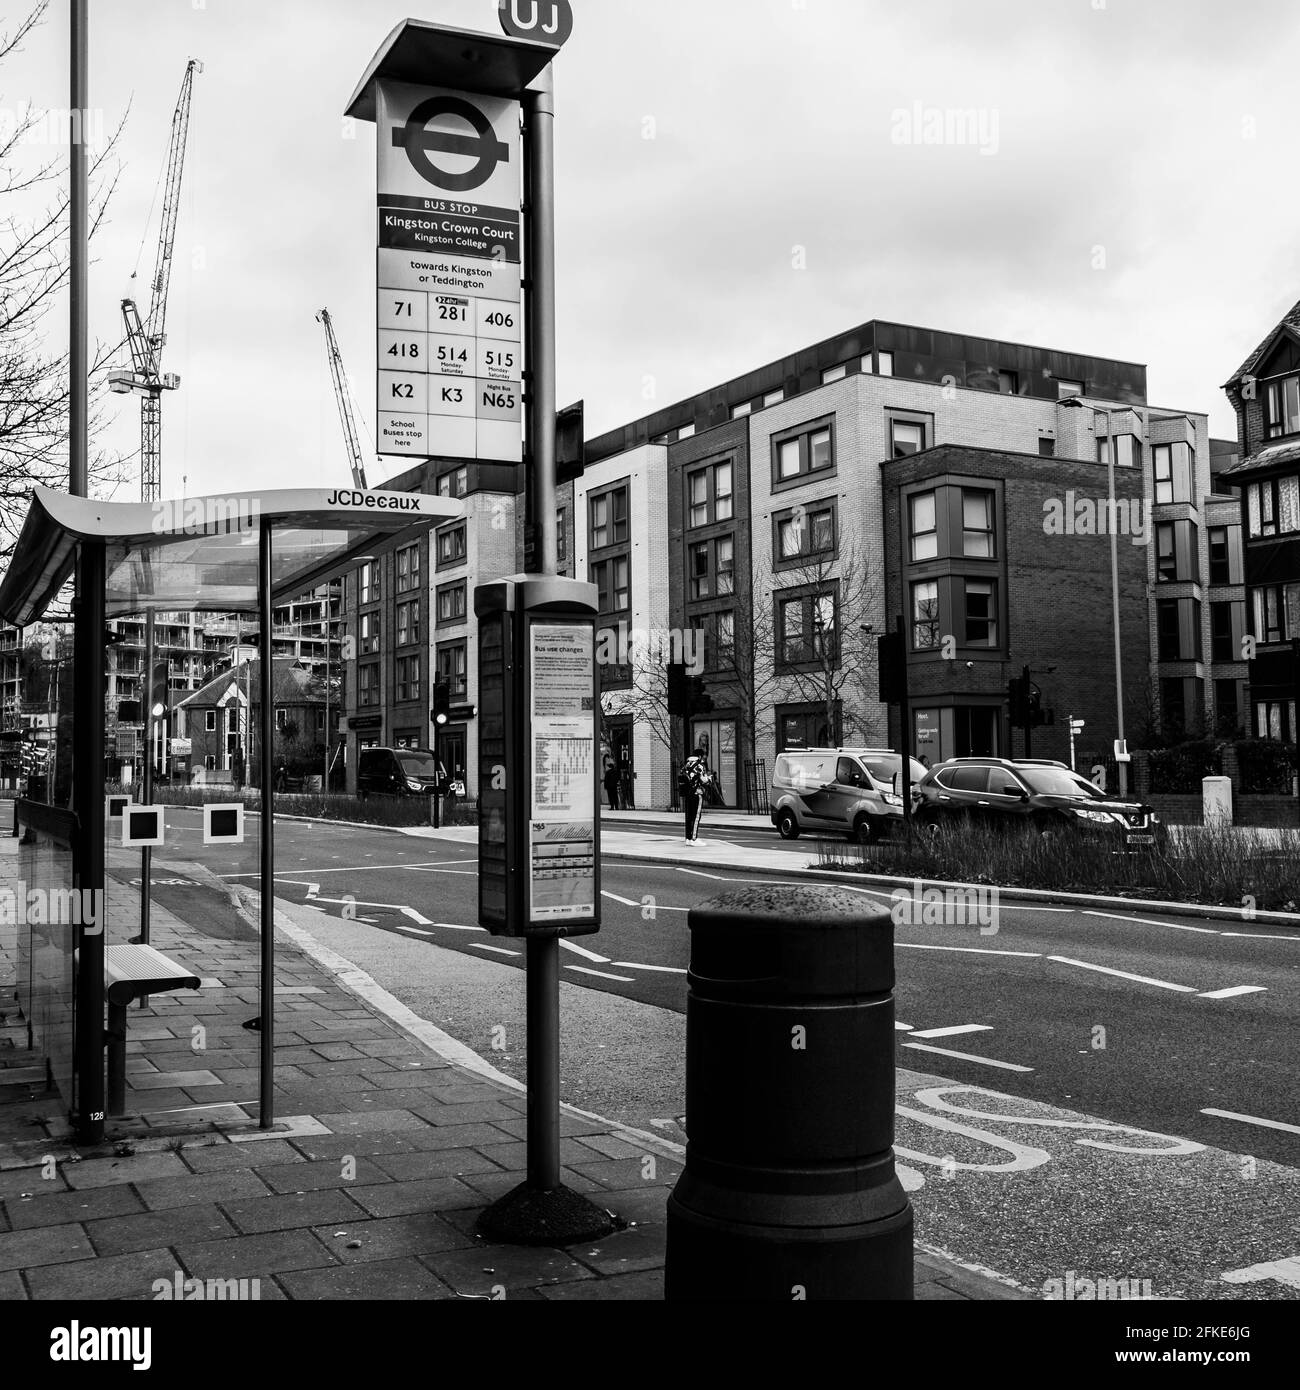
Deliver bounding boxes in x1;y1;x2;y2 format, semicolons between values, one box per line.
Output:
0;486;463;1143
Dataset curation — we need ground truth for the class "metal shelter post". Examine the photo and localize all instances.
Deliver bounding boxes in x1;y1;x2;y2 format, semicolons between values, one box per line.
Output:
258;521;276;1128
138;610;155;943
72;544;105;1146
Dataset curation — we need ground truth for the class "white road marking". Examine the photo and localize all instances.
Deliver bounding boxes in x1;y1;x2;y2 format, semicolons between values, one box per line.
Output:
1198;986;1268;999
559;939;611;964
471;943;522;958
897;943;1041;958
902;1042;1033;1072
895;1022;914;1031
1048;957;1198;992
611;962;688;974
673;868;738;881
910;1024;994;1039
1083;909;1218;934
564;965;636;982
601;891;641;907
222;861;468;877
1222;932;1300;942
401;907;435;927
433;922;488;933
1201;1108;1300;1136
1221;1257;1300;1291
393;926;434;937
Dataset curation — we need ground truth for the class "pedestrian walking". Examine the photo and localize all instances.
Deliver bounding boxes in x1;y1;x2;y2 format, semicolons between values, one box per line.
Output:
603;751;621;811
679;745;710;842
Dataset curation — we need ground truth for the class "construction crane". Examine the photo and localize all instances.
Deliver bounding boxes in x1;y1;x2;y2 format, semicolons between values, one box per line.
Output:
109;59;202;502
317;309;369;490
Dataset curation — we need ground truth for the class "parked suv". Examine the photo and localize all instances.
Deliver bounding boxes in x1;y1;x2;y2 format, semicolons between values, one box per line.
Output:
770;748;927;843
356;747;446;801
914;757;1164;847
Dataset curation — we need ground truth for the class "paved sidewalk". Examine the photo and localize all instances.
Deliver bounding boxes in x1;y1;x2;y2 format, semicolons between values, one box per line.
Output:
0;824;1032;1301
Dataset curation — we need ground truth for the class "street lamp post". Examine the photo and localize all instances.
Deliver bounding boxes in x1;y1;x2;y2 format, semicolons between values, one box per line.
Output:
1106;408;1129;798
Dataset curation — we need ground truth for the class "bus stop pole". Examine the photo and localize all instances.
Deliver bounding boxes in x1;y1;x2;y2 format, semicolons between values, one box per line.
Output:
258;522;276;1128
524;70;561;1194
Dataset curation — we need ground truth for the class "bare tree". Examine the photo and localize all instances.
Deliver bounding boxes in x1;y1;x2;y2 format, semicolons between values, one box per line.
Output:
0;2;130;563
750;535;888;749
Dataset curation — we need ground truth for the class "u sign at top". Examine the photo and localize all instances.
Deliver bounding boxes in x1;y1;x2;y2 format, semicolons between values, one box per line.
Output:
499;0;574;47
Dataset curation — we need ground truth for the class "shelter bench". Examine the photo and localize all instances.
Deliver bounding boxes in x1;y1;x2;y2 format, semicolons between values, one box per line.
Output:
104;943;202;1116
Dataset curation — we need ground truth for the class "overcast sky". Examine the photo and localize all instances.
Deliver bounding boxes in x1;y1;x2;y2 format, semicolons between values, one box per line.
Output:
8;0;1300;500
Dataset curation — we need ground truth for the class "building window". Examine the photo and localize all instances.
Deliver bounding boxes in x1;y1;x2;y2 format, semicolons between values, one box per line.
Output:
358;664;379;708
1246;476;1300;538
1210;602;1237;663
763;389;785;408
435;584;465;627
1038;437;1056;458
876;350;894;377
590;485;629;550
890;419;927;458
731;401;752;419
437;525;467;568
1208;526;1231;584
909;492;938;562
716;611;735;663
773;420;834;485
777;590;837;667
688;460;734;528
690;537;735;599
1252;583;1300;645
396;544;421;595
963;580;998;647
1158;597;1201;661
1265;373;1300;440
962;490;996;558
395;654;421;705
205;710;216;733
1153;443;1194;505
822;363;847;385
997;369;1019;395
912;580;940;651
592;556;631;615
359;562;380;606
437;467;469;499
1155;523;1178;582
1162;678;1188;736
1255;700;1297;744
397;600;423;647
1215;679;1241;737
360;612;381;656
436;643;468;700
776;501;836;562
557;509;567;565
1056;378;1085;399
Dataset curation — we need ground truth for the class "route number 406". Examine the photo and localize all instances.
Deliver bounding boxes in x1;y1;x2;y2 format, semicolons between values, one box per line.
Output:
483;310;514;328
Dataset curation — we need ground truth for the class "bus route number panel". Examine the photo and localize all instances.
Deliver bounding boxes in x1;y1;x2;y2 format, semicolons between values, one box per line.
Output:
377;282;521;464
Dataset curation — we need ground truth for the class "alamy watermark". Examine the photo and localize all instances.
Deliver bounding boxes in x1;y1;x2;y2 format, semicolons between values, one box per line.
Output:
0;104;106;150
890;880;999;935
595;625;703;676
1043;492;1152;546
890;102;1000;156
152;1272;261;1301
0;882;103;934
1042;1270;1155;1301
152;495;261;537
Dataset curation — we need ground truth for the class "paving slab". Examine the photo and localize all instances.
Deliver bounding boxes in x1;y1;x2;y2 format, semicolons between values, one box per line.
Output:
86;1203;237;1257
310;1213;474;1264
0;1223;93;1272
346;1176;483;1219
256;1158;392;1194
25;1247;182;1301
422;1243;596;1297
277;1255;455;1301
135;1168;273;1211
220;1189;368;1235
176;1229;338;1280
4;1183;146;1232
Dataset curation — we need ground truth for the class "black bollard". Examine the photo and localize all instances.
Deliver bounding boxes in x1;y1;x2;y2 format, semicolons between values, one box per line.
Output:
665;885;913;1300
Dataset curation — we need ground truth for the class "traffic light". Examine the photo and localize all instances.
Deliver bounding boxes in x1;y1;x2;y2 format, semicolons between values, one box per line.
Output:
1008;675;1031;728
877;631;905;705
432;679;451;728
666;663;687;717
687;676;713;716
149;661;170;722
1027;682;1043;728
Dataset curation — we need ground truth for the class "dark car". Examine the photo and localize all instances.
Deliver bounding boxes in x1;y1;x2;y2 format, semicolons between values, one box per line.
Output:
356;747;446;801
914;757;1164;848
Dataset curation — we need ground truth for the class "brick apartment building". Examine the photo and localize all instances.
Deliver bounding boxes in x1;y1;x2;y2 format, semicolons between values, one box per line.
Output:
1221;299;1300;743
344;317;1251;808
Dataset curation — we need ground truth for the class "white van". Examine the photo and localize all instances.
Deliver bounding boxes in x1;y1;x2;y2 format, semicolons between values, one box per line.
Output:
769;748;928;843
